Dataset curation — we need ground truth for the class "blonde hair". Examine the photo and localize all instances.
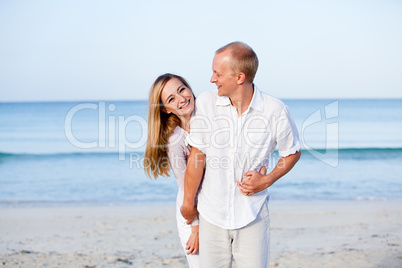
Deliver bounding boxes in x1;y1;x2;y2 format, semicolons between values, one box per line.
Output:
216;41;259;83
144;73;193;179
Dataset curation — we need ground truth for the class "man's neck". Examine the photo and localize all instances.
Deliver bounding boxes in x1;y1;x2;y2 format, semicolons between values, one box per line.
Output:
229;83;254;116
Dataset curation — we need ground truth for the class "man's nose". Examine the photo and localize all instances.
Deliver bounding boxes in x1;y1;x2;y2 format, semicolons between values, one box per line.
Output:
210;74;216;83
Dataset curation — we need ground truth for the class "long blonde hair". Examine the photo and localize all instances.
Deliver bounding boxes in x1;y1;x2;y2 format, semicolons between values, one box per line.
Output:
144;73;193;179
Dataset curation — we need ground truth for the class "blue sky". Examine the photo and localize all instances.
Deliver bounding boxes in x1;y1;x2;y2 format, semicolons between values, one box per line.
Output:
1;0;401;102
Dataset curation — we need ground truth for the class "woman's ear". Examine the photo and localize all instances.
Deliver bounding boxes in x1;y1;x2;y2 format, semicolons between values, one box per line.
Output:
161;107;171;114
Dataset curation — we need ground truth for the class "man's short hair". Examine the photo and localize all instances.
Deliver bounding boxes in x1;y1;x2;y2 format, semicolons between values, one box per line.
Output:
216;41;259;83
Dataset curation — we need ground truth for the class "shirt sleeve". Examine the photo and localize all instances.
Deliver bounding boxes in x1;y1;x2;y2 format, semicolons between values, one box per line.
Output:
167;135;187;191
276;105;301;157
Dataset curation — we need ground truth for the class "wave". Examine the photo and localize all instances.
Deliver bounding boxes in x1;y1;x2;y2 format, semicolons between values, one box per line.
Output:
1;147;401;159
0;151;145;159
303;147;402;153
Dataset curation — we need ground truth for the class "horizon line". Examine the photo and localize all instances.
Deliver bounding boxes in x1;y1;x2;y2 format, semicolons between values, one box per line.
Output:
1;97;402;104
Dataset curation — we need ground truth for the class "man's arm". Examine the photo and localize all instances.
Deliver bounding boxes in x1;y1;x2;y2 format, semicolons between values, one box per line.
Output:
181;146;206;224
238;150;301;196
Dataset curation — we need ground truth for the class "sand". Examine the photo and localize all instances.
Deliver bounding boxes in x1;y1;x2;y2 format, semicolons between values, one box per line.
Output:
0;201;401;267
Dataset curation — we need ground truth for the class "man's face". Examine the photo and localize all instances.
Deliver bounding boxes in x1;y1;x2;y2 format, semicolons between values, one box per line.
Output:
210;52;238;97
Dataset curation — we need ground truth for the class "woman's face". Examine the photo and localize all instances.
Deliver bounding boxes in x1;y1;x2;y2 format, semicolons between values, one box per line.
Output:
160;78;195;120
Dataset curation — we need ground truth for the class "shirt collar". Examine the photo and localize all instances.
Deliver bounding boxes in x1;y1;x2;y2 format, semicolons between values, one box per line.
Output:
248;85;264;113
215;84;264;113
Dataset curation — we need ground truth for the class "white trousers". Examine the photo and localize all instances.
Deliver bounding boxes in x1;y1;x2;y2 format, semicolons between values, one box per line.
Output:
176;208;200;268
199;199;270;268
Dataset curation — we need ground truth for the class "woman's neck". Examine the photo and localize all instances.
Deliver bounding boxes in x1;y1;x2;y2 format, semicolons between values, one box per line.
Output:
180;116;191;133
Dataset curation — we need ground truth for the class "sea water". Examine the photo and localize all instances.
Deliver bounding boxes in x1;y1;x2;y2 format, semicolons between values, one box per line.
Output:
0;99;401;206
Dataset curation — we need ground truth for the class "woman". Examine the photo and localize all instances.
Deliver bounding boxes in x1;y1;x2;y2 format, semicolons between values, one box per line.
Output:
144;73;199;267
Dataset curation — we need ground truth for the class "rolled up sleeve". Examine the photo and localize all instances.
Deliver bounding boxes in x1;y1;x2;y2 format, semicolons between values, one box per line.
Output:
276;106;301;158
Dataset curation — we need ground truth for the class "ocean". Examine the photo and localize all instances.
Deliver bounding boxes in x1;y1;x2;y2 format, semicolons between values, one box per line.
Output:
1;99;402;206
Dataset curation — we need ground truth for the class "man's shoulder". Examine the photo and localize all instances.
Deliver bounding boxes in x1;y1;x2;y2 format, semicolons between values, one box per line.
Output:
258;89;287;112
195;90;219;112
191;90;220;120
196;89;218;102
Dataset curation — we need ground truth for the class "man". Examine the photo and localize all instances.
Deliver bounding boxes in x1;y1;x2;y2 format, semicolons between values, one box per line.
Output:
181;41;301;267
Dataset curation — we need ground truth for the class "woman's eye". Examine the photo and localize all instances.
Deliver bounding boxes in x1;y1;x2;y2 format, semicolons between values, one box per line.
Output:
179;87;185;92
168;97;174;103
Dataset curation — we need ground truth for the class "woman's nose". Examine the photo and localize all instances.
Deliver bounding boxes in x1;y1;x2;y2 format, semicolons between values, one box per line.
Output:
177;94;186;102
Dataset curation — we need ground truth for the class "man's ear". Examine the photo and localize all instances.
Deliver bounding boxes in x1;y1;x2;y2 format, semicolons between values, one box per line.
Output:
236;72;246;85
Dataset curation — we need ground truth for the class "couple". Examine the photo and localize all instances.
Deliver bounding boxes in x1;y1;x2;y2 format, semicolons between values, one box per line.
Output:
145;42;301;268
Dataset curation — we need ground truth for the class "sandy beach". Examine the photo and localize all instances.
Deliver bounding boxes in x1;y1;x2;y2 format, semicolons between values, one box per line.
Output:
0;201;401;268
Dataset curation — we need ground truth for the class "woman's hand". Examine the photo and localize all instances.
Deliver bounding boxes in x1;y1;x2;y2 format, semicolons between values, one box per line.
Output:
238;166;268;196
185;225;199;255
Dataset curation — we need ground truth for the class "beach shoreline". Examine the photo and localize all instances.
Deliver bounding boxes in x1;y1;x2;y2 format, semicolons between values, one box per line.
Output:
1;200;401;267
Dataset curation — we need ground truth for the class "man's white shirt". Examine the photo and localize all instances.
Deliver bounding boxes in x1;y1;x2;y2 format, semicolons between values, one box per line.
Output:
187;86;300;229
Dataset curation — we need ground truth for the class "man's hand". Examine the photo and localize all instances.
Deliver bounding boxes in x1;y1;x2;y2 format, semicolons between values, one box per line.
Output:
180;202;198;225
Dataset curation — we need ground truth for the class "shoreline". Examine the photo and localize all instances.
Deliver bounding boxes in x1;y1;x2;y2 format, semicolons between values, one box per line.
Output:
1;200;401;267
1;197;401;208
